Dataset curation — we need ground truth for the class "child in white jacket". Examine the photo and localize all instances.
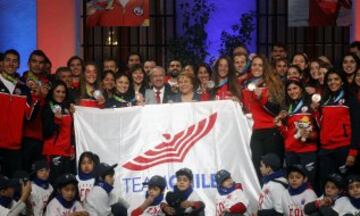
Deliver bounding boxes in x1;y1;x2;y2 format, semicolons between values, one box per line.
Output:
29;160;53;216
84;163;128;216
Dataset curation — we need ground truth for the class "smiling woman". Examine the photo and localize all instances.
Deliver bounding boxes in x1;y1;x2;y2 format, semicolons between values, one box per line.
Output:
241;54;285;181
42;80;75;184
169;72;200;103
130;64;147;96
212;56;240;100
341;53;360;84
274;78;318;187
105;72;136;108
314;69;358;189
79;62;105;107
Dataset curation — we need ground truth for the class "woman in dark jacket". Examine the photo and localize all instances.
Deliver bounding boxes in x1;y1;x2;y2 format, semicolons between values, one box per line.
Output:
170;72;200;103
349;67;360;175
130;64;148;97
105;72;138;108
100;70;115;100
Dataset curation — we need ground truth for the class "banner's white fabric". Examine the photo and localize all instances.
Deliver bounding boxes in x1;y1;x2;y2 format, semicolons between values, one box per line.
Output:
74;100;260;215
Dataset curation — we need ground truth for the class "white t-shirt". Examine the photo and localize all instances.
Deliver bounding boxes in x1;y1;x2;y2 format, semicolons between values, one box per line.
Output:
29;182;53;216
332;196;360;215
76;176;95;202
0;73;16;94
84;185;118;216
140;203;165;216
216;185;249;216
44;198;84;216
0;200;26;216
258;177;288;212
185;191;202;214
279;188;317;216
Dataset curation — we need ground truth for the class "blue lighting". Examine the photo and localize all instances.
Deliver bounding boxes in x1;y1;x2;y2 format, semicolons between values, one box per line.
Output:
205;0;256;61
0;0;37;74
176;0;257;62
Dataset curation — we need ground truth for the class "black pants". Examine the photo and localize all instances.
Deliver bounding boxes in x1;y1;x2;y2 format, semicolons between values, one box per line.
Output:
285;151;317;190
21;137;44;172
0;148;22;177
48;155;76;184
250;128;284;181
318;146;348;189
350;155;360;175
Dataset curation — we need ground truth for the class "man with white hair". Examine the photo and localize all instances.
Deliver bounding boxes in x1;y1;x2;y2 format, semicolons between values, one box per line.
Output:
144;66;174;104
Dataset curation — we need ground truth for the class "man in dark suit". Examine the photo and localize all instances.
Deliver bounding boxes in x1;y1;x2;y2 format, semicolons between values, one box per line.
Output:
145;66;174;104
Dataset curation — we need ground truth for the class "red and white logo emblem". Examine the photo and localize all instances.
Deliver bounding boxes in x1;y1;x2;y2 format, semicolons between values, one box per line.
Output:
133;6;144;16
122;113;218;171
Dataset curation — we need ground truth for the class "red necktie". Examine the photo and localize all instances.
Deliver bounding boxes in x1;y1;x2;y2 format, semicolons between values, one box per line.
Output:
156;90;161;104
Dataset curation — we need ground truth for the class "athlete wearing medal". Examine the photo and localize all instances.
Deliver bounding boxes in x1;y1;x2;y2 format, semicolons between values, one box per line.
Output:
275;78;318;187
312;69;358;188
0;49;36;177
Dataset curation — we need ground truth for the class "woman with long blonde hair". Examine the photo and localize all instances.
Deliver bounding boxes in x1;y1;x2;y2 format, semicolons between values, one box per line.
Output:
242;54;285;180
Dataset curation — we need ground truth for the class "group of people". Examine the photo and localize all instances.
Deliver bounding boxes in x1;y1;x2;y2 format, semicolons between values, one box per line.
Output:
0;40;359;215
1;151;359;216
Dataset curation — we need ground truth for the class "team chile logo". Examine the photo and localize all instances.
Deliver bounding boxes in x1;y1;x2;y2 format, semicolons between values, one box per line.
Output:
133;6;144;16
122;113;218;171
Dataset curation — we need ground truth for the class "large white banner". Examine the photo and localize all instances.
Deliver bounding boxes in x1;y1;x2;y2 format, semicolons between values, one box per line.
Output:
74;100;260;215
